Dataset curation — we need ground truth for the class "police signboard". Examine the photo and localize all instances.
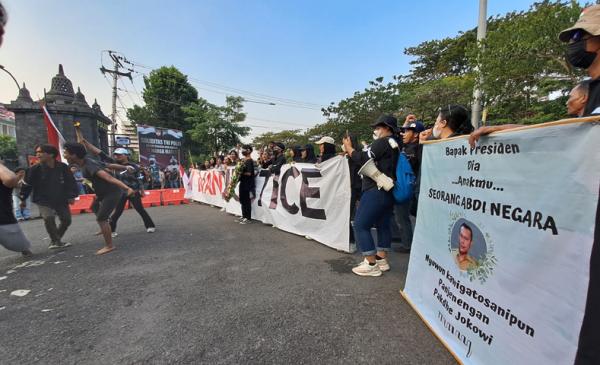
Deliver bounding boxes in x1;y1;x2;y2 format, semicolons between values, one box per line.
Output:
115;136;130;146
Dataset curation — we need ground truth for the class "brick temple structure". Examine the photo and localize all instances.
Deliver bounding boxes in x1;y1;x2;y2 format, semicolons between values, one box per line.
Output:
7;64;111;166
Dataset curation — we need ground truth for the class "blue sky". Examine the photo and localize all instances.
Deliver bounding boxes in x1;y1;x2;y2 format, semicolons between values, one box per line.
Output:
0;1;549;140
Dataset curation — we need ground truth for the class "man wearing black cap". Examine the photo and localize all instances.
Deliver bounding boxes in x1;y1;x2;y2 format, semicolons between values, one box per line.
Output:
238;145;256;224
560;7;600;364
394;121;425;253
342;114;400;277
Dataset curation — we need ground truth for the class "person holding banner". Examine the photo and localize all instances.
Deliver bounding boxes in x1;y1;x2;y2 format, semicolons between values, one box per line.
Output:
342;114;400;277
269;143;286;175
559;8;600;363
238;145;256;224
419;105;473;143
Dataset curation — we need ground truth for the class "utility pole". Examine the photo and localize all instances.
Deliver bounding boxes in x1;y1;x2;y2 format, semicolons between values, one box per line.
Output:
100;51;132;153
471;0;487;129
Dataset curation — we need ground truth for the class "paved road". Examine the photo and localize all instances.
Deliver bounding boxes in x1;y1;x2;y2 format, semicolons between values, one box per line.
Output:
0;203;455;365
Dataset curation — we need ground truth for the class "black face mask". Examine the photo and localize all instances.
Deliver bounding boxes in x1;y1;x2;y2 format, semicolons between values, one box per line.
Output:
567;39;597;69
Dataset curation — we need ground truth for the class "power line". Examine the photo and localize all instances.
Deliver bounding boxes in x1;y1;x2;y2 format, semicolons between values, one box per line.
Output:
124;58;326;110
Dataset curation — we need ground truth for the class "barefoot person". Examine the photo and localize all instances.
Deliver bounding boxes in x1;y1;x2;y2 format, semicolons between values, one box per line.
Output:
78;137;155;236
62;142;134;255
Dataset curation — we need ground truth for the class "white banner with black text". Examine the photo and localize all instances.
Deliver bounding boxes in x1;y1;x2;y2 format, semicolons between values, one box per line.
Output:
188;156;352;252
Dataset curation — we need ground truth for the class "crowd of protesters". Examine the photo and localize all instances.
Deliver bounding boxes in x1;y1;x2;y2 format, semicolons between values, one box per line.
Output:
0;3;599;362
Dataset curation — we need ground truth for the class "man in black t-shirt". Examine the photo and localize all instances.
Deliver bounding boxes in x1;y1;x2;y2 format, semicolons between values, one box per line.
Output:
238;145;256;224
20;144;78;249
80;138;156;236
63;143;134;255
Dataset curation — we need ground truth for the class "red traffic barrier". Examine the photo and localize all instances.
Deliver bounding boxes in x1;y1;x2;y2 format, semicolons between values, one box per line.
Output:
141;190;162;208
69;194;95;215
162;188;188;205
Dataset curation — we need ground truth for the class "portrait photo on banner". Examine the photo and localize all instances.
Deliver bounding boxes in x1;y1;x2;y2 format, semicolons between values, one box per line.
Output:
450;218;487;272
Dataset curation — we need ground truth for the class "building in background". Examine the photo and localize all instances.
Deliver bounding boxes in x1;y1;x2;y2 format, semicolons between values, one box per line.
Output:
7;65;112;167
0;104;16;138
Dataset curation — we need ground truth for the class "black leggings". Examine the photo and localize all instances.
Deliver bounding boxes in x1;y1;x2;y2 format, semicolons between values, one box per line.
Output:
110;192;155;232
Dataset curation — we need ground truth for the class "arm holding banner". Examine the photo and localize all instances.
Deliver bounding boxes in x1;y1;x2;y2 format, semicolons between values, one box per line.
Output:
469;124;521;148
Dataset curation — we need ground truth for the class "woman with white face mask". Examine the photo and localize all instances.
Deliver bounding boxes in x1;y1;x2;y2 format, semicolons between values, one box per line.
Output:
420;105;473;143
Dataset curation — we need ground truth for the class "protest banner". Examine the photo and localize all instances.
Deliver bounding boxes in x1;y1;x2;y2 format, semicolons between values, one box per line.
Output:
189;156;352;252
137;125;183;169
402;119;600;365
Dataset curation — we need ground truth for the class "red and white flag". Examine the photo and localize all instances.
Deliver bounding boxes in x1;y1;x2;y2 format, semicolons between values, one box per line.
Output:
178;164;192;198
41;104;66;161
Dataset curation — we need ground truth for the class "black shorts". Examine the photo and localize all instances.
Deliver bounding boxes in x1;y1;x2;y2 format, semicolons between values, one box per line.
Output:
93;192;122;222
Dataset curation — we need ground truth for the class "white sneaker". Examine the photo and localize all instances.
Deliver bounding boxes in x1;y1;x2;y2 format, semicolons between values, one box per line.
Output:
376;258;390;272
220;207;226;212
234;217;243;223
352;259;382;277
146;227;156;233
111;232;119;238
239;218;250;224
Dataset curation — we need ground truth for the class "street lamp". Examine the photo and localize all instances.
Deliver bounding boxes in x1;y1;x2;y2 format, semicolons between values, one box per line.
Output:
0;64;20;91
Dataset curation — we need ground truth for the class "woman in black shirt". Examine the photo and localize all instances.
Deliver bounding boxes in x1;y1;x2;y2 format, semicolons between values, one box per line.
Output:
342;114;400;277
238;145;256;224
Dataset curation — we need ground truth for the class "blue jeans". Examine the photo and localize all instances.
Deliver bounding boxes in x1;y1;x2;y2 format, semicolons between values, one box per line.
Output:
12;194;31;220
353;188;395;256
394;201;413;249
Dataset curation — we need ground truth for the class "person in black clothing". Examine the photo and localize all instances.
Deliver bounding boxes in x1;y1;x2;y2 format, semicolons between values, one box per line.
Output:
299;144;317;163
559;10;600;363
269;142;286;175
315;137;336;163
108;149;156;235
79;139;156;236
0;2;32;257
238;145;256;225
63;142;134;255
343;135;362;243
394;121;424;253
290;145;303;163
0;159;32;256
20;144;79;249
342;114;400;277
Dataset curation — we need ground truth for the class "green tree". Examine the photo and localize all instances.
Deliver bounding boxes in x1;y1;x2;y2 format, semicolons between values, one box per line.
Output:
471;1;584;123
127;66;198;131
184;96;250;155
252;129;308;148
126;105;156;126
0;135;17;160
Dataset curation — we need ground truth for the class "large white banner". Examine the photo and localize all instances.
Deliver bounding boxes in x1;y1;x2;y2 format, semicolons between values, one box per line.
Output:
188;156;352;252
402;119;600;365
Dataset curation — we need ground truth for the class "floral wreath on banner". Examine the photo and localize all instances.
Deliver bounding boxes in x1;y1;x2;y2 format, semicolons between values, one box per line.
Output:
224;161;243;202
447;211;497;284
